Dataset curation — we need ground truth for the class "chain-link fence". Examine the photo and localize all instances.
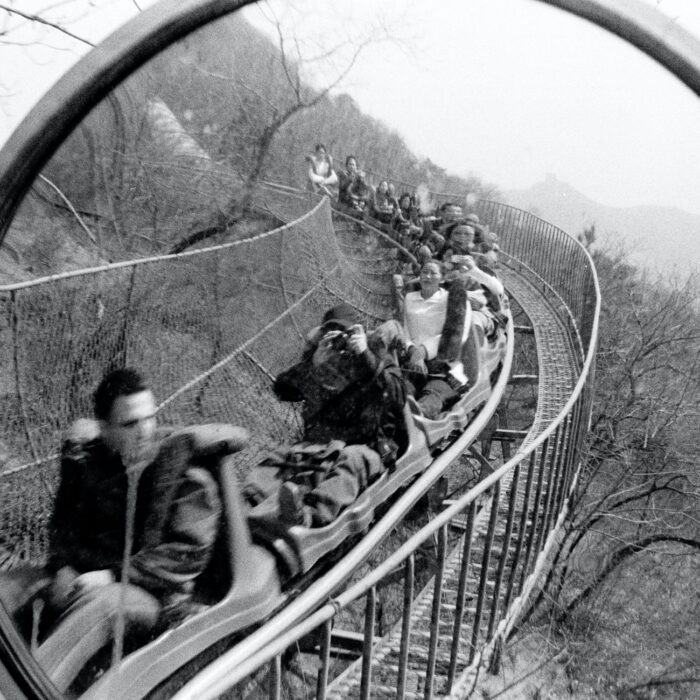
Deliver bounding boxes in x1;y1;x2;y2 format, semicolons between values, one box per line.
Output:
0;193;398;565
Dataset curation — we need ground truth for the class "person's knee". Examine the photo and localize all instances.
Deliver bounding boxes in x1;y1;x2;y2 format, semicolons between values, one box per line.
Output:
418;392;443;419
0;567;52;614
372;320;404;351
418;380;455;419
339;445;383;484
334;445;366;477
87;584;160;628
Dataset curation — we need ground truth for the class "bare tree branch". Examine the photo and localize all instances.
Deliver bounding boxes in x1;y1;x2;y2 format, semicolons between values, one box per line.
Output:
0;4;94;47
37;174;97;243
563;535;700;616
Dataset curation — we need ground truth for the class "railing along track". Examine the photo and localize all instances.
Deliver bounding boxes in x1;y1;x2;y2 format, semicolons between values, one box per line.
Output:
315;261;581;699
172;202;597;700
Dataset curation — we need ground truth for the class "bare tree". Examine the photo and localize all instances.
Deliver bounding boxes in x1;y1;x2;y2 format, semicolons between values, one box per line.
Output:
165;6;398;253
0;0;96;108
513;233;700;696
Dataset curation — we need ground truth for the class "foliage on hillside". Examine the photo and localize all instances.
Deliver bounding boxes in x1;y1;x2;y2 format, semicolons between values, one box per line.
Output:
508;228;700;699
5;12;496;277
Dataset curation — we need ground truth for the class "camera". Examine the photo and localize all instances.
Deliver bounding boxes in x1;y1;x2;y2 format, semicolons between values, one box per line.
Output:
327;329;352;353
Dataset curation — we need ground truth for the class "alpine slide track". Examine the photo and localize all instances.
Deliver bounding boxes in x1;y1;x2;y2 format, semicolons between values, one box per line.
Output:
0;180;598;700
0;1;697;699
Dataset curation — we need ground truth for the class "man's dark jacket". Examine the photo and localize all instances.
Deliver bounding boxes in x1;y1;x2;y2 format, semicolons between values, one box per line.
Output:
273;343;407;461
49;431;220;596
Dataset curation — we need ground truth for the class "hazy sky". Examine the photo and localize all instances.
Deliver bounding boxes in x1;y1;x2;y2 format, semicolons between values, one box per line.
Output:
2;0;700;214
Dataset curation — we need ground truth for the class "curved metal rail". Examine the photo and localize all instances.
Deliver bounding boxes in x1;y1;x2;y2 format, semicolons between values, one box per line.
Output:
10;0;700;697
172;223;597;699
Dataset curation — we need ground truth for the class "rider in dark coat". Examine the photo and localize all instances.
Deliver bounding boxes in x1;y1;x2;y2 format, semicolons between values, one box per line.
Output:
35;368;223;692
245;304;407;527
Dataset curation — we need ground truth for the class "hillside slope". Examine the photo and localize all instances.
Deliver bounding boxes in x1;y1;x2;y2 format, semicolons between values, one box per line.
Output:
505;175;700;275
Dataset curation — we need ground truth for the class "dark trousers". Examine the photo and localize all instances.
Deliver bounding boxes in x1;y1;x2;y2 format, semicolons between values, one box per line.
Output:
307;444;383;525
373;320;460;419
405;376;458;419
244;443;384;526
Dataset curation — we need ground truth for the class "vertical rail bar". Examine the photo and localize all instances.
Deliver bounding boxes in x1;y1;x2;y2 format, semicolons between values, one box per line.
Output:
315;619;333;700
564;401;583;495
502;451;537;613
535;428;560;554
360;587;376;700
486;463;521;639
518;440;548;594
424;524;447;700
468;481;501;664
537;219;548;276
446;502;476;691
544;420;567;536
536;219;546;280
554;229;565;294
396;555;415;700
268;654;281;700
549;415;572;529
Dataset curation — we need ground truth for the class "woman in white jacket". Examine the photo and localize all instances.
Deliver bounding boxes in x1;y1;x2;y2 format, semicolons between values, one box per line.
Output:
379;258;504;418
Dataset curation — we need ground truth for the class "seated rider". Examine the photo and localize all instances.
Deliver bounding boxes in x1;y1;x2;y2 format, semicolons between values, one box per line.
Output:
411;219;446;273
371;180;396;225
387;183;400;211
346;172;374;218
479;231;501;269
380;261;470;418
380;258;504;418
306;143;338;197
436;202;464;239
440;221;475;267
27;368;229;693
244;304;407;528
446;252;506;337
337;155;360;209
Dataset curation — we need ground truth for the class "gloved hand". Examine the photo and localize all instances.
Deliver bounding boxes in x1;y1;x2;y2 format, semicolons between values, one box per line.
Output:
347;324;368;354
406;345;427;376
47;566;79;609
73;569;115;594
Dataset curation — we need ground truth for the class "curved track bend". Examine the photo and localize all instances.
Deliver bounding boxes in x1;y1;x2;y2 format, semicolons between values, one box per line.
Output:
172;196;598;700
8;0;700;695
318;261;582;700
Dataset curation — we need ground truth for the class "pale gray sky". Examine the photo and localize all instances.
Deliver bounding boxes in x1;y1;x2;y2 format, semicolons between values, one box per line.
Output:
2;0;700;214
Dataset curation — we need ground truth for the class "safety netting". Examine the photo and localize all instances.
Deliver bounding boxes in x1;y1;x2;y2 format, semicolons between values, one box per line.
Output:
0;180;598;568
0;191;398;566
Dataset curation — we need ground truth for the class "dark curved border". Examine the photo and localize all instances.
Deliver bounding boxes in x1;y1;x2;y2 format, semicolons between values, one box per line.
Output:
0;0;254;245
538;0;700;97
0;0;699;697
0;3;256;695
2;0;700;245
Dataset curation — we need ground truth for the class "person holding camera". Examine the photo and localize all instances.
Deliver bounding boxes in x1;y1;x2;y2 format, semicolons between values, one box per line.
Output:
441;222;476;267
244;304;407;527
440;224;506;337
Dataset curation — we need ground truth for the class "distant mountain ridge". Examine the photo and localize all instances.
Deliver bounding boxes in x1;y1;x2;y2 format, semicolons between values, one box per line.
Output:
504;175;700;275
